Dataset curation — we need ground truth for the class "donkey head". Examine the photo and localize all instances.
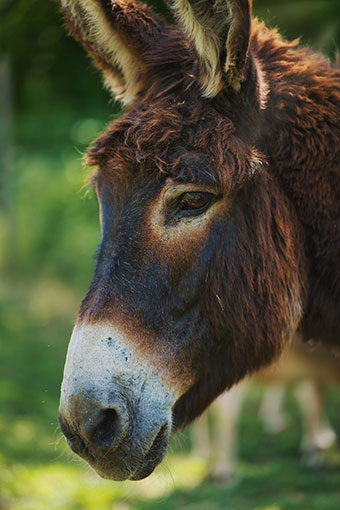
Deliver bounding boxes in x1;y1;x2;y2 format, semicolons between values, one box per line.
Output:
58;0;306;481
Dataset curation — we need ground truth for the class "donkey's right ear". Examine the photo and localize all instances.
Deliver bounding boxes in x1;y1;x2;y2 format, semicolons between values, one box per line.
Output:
170;0;252;97
59;0;166;105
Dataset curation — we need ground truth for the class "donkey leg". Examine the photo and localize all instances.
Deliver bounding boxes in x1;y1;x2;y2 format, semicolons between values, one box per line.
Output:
208;381;248;482
191;411;211;460
259;383;289;434
294;380;337;467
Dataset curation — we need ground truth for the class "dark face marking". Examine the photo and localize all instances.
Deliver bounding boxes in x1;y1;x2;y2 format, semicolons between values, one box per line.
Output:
59;91;307;483
79;131;305;426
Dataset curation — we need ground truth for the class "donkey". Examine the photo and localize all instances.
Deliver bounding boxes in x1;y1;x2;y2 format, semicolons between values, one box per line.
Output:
58;0;340;481
192;337;340;481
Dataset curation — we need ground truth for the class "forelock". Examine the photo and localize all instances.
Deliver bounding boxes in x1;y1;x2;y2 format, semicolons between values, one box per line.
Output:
87;88;264;191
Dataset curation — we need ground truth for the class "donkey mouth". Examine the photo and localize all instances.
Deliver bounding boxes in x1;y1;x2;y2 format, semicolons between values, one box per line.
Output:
90;423;170;481
129;424;169;480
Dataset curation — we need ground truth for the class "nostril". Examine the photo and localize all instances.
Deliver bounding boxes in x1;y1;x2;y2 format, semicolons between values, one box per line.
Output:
93;408;120;447
60;397;129;454
79;405;129;451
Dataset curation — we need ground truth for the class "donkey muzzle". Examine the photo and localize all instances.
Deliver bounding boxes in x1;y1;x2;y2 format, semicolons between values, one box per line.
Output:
59;324;176;480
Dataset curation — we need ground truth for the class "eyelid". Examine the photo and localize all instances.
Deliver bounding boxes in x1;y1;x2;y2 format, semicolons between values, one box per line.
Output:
180;191;212;207
163;183;220;205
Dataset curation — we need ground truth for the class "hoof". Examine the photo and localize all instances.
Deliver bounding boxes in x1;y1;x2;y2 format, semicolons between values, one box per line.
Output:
204;470;241;486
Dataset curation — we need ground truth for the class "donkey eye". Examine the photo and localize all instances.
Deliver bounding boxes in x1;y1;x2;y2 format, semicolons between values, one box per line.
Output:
179;192;212;212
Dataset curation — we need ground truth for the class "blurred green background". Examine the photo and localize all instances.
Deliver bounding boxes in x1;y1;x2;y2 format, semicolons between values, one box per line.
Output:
1;1;340;509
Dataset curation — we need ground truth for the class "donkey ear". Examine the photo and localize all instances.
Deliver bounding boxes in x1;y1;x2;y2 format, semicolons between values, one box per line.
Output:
59;0;166;104
170;0;252;96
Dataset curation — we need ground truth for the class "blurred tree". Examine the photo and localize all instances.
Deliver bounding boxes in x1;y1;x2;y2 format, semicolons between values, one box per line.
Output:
1;0;100;110
0;56;16;275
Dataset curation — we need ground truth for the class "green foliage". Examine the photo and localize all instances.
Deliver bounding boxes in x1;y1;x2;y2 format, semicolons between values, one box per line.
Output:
254;1;340;60
1;1;340;509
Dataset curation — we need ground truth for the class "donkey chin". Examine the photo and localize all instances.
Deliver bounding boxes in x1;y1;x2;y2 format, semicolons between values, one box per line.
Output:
60;412;171;481
58;324;177;480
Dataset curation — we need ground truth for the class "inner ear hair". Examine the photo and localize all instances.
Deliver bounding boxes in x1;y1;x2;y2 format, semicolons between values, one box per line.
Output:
170;0;252;96
59;0;166;104
224;0;252;90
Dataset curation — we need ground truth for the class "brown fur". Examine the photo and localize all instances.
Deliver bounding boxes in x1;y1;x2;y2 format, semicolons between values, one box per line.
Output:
59;0;340;431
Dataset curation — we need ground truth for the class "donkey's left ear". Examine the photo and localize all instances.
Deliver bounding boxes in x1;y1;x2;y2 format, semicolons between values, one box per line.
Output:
170;0;252;97
59;0;167;105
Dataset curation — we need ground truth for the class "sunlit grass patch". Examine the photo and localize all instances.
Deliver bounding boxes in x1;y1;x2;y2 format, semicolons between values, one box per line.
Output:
0;453;208;510
0;462;125;510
